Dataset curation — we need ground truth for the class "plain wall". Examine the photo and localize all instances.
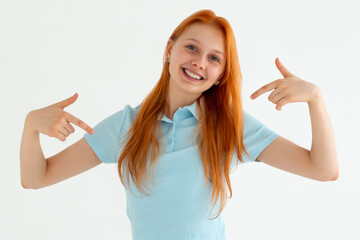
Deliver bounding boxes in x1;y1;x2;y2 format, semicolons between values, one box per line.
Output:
1;0;359;239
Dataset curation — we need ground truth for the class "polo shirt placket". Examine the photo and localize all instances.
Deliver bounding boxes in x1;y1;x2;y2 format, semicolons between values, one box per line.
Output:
163;108;191;153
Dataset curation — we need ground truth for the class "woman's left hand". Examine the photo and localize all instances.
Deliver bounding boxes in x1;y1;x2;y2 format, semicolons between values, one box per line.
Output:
250;57;320;111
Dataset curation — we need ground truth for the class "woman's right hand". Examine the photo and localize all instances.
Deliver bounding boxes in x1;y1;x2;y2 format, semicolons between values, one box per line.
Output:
26;93;94;142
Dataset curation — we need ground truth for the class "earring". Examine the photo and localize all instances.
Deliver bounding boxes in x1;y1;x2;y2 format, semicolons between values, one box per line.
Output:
215;81;220;86
165;57;169;63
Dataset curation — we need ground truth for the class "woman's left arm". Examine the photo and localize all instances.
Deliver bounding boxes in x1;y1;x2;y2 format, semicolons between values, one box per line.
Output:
250;57;339;181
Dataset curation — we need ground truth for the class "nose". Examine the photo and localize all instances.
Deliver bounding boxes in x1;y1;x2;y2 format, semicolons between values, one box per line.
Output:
191;55;206;70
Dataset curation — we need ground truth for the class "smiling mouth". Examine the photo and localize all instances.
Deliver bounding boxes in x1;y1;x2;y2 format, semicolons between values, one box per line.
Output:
182;68;204;80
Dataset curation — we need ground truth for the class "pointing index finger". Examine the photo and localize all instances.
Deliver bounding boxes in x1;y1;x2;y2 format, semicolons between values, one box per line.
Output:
66;112;94;134
251;80;279;99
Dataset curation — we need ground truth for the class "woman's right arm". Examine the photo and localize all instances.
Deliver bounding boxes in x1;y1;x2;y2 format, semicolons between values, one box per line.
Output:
20;93;99;189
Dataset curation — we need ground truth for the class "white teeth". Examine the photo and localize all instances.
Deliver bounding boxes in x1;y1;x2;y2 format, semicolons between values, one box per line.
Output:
184;69;202;80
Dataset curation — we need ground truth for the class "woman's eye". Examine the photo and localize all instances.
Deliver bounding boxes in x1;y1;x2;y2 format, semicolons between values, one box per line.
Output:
187;45;196;51
210;56;219;62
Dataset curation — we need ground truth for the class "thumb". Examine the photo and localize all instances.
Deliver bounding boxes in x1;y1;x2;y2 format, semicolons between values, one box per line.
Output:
55;93;78;109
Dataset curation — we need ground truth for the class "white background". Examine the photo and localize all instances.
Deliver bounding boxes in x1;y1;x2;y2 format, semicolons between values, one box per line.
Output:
1;0;359;239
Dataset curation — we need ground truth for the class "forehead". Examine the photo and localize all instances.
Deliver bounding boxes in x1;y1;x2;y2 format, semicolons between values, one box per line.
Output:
177;23;225;52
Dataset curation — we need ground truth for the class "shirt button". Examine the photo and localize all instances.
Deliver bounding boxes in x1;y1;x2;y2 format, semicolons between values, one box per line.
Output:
167;138;173;144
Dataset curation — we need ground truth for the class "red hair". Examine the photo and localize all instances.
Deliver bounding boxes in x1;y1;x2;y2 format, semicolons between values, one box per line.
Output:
117;9;251;220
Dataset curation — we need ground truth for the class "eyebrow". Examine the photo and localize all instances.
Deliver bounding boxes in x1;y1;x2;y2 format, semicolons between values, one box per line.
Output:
186;38;225;57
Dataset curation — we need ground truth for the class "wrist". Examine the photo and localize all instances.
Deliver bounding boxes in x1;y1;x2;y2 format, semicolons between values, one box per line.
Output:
25;111;38;132
308;84;321;105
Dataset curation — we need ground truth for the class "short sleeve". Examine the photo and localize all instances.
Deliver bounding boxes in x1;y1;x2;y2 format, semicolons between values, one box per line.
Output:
233;111;279;166
83;105;130;164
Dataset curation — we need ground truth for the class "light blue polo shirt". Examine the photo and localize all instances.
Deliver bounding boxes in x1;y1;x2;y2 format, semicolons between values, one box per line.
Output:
83;99;279;240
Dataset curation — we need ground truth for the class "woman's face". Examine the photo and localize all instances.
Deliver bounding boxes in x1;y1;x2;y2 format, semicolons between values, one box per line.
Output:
166;23;226;97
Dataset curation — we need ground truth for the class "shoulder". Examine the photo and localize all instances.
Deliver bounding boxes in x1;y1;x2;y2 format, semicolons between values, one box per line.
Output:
90;103;141;136
242;110;270;131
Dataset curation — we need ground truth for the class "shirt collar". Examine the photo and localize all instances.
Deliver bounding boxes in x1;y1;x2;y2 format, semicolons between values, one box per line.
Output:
186;99;200;120
135;98;203;122
157;98;203;122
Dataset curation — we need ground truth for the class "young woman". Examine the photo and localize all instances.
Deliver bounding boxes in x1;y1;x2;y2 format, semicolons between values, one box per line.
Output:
20;9;339;240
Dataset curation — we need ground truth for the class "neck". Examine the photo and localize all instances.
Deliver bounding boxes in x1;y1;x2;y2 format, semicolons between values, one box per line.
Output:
164;80;201;120
164;95;199;121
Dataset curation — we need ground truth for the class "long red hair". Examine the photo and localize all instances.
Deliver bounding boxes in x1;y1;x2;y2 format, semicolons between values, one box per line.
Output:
117;9;251;220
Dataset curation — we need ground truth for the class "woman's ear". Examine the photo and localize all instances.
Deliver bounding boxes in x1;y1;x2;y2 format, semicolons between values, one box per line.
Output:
165;39;173;60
